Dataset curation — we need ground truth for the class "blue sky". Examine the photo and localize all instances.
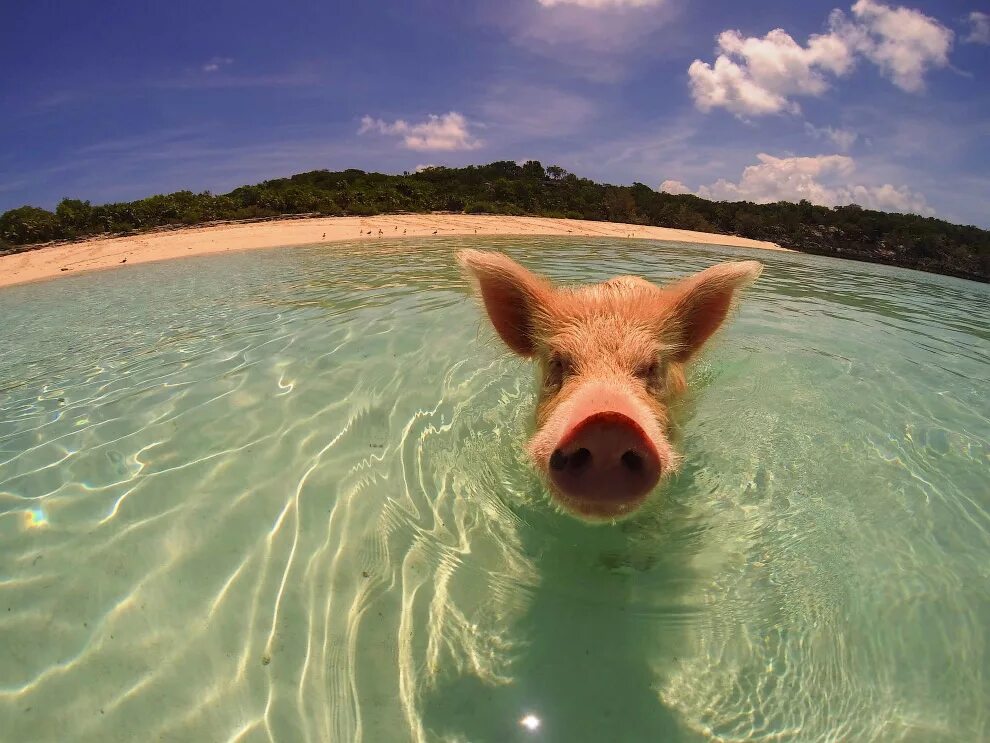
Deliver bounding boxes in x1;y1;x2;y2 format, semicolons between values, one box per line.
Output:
1;0;988;226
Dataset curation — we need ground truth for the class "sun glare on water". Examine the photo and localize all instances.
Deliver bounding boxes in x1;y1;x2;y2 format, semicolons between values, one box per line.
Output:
23;507;48;529
520;713;542;732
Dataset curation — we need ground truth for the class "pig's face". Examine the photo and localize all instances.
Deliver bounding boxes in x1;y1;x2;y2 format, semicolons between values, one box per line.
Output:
459;249;762;521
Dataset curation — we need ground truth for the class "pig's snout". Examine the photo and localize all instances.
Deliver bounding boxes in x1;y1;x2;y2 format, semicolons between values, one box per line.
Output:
547;410;662;514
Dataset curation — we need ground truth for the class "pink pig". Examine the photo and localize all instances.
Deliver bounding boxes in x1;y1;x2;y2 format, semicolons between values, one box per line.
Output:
459;249;762;521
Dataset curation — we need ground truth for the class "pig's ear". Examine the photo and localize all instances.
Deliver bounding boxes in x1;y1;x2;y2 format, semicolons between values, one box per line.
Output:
663;260;762;362
457;249;552;357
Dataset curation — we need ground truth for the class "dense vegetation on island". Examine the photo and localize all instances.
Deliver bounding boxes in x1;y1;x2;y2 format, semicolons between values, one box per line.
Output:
1;161;987;282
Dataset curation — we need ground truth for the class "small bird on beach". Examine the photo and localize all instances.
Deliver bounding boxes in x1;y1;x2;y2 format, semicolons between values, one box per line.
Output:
322;232;326;238
120;258;127;264
433;230;438;235
60;267;69;272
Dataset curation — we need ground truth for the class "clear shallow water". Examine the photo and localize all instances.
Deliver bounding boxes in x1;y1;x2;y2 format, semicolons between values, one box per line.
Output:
0;238;988;743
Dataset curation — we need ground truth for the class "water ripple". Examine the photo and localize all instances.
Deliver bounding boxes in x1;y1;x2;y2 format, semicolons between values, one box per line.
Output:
0;239;987;742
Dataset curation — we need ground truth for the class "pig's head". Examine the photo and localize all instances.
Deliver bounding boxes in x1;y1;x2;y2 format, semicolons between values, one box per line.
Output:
459;249;762;521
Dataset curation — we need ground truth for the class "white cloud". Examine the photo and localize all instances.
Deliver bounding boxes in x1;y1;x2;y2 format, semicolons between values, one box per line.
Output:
688;28;854;116
202;56;233;73
536;0;663;6
659;179;691;195
358;112;483;151
804;122;858;151
670;153;933;215
689;1;953;116
844;0;953;92
965;11;990;44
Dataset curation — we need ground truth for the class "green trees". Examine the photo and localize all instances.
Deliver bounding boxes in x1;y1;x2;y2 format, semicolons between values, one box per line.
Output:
54;199;95;237
0;206;59;244
1;163;987;281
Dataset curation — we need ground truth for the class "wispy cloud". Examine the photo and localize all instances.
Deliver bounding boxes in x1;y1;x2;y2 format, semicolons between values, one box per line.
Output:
202;56;234;73
487;0;679;81
661;152;933;215
33;90;90;111
159;69;320;90
15;64;317;118
536;0;663;6
0;177;30;195
804;122;858;151
75;126;217;156
358;112;483;151
965;11;990;44
689;0;954;117
479;84;596;139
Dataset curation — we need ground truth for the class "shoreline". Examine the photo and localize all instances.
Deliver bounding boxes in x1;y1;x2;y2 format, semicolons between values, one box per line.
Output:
0;214;787;289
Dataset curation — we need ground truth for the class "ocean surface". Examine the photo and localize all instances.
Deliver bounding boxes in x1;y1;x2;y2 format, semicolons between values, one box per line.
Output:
0;238;987;742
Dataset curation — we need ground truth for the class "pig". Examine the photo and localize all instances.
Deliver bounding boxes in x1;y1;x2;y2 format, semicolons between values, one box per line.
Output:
458;249;762;521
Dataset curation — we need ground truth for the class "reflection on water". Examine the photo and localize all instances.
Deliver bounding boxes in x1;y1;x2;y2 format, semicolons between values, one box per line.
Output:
0;238;987;742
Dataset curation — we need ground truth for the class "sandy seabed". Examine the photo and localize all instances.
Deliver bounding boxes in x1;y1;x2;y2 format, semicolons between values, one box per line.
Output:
0;213;787;289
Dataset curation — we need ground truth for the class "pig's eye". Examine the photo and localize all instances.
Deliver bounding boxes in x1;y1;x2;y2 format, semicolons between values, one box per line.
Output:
546;354;569;388
635;360;660;381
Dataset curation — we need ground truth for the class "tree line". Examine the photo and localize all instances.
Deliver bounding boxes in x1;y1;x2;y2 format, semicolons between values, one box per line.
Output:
1;160;987;282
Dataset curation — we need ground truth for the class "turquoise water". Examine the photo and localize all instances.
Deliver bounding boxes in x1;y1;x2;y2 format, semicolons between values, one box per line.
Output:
0;238;987;742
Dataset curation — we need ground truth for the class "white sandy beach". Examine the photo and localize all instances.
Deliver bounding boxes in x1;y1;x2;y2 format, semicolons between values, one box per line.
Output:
0;213;787;289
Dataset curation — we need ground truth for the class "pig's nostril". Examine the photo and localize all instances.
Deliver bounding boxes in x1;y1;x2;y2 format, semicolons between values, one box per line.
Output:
570;448;592;469
550;447;591;473
621;450;644;472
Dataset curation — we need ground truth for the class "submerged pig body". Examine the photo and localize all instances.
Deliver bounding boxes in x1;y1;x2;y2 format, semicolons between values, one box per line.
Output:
459;250;762;521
